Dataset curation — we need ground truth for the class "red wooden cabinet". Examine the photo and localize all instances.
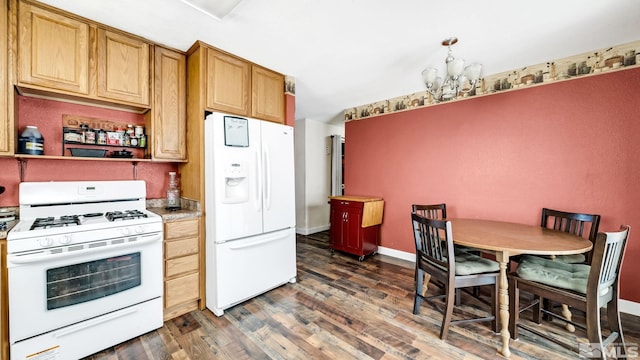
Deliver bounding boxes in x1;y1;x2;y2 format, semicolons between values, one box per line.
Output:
329;196;384;261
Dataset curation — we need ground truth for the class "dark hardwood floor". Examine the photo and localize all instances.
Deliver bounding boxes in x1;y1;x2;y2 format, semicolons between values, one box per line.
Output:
84;231;640;360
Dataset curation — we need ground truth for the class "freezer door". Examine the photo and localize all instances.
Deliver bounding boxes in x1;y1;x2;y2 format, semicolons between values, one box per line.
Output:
261;121;296;233
206;228;296;316
205;113;263;242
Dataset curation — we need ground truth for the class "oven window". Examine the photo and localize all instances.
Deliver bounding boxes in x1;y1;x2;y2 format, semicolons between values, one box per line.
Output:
46;252;141;310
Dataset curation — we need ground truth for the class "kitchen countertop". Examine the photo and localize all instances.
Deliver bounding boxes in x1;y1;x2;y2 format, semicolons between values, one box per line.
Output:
147;207;201;222
147;198;202;222
0;221;17;240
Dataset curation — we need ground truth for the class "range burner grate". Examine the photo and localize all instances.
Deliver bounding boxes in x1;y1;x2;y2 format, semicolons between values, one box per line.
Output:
105;210;148;222
31;216;81;230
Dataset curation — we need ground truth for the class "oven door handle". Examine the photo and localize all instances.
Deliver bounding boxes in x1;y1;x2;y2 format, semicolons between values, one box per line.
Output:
7;233;162;265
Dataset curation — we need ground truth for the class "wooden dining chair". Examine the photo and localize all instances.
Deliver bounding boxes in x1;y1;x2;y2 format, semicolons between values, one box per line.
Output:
412;203;447;220
411;213;500;339
540;208;601;264
535;208;601;330
412;203;479;253
511;208;601;267
508;225;630;358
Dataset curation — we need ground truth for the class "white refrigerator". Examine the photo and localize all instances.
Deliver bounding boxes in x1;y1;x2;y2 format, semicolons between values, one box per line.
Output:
204;112;296;316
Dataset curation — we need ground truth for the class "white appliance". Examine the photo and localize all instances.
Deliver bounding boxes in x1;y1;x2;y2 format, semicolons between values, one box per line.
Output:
204;112;296;316
6;180;163;360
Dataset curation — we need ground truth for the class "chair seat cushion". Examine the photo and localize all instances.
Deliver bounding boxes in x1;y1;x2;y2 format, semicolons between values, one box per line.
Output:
454;251;499;276
526;253;586;264
515;255;590;294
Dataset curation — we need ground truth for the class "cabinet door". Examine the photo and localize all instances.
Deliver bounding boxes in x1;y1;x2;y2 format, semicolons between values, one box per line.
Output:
97;28;150;106
0;0;11;156
344;207;363;252
152;46;186;160
18;2;89;94
251;65;284;124
329;204;345;248
206;48;250;115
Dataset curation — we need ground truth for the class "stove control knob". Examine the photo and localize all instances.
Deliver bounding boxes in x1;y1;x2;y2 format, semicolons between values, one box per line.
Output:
135;225;144;234
59;234;72;244
121;227;132;235
40;237;53;247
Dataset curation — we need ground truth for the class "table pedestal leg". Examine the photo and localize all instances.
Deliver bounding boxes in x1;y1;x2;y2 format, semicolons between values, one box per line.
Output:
495;251;511;358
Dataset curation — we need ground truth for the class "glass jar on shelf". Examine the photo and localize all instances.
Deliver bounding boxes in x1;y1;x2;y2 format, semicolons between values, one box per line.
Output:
166;172;180;210
96;129;107;145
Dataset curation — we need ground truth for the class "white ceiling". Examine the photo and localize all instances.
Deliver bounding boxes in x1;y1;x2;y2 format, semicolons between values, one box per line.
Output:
36;0;640;125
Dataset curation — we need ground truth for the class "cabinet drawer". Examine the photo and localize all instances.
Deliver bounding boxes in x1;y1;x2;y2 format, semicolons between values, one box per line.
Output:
164;272;199;308
164;218;199;239
165;236;198;259
330;199;364;210
165;254;198;278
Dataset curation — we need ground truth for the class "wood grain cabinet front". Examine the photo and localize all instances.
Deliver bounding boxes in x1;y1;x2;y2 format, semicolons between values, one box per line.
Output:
15;1;151;109
96;28;150;106
17;1;90;95
148;46;187;161
163;217;200;320
251;65;285;124
0;0;12;157
206;48;251;116
202;45;285;123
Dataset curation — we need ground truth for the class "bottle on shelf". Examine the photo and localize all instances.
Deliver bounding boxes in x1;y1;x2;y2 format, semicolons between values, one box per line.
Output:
166;171;181;211
18;126;44;155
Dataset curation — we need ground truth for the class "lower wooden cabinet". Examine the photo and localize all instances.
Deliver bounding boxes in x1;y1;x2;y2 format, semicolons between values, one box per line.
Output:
329;196;384;261
163;217;200;320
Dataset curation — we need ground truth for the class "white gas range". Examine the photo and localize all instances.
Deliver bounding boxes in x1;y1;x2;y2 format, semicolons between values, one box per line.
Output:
7;180;163;360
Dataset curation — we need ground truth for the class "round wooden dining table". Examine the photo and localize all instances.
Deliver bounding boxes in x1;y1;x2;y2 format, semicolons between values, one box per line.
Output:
449;218;593;358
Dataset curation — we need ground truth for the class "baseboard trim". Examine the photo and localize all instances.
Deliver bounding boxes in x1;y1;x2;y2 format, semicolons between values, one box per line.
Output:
296;224;330;236
378;246;640;316
619;300;640;317
378;246;415;262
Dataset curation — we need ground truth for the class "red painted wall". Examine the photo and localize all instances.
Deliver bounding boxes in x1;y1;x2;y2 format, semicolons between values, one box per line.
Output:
286;93;295;127
0;96;177;206
345;67;640;301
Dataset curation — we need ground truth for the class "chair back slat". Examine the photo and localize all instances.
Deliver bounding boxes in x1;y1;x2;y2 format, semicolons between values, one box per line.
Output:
541;208;601;263
412;203;446;220
600;241;620;286
412;213;453;272
543;208;599;240
588;225;630;295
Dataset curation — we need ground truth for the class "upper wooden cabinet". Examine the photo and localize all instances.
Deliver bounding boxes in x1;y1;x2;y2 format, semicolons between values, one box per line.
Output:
17;2;89;94
251;65;285;123
204;45;284;123
149;46;187;161
15;1;151;109
206;48;250;116
0;0;13;157
97;28;150;106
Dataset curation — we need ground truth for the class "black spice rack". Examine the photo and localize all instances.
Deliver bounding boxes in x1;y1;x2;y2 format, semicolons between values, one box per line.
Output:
62;127;146;158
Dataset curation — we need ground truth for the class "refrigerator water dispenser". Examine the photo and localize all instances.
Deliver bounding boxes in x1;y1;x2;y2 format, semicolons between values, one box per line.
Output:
223;162;248;203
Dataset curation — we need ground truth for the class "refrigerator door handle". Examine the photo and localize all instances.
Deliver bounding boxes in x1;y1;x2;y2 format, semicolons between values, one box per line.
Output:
264;145;271;210
255;150;262;212
226;234;286;250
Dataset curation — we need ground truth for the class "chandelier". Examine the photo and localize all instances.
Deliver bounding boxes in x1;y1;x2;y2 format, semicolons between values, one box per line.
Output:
422;37;482;102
